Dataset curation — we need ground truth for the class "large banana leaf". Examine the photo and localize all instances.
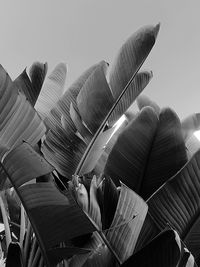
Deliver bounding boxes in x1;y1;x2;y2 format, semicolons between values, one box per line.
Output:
42;24;159;179
0;66;46;154
147;149;200;262
104;106;188;199
1;143;96;266
0;65;46;189
76;24;159;176
14;62;47;107
134;213;159;252
108;24;160;99
105;183;148;263
69;178;148;266
46;62;101;139
41;62;104;178
121;229;196;267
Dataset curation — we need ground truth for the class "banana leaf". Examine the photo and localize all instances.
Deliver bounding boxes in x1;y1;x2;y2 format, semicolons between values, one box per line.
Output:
121;229;195;267
41;62;106;178
100;176;119;230
0;69;46;155
69;232;114;267
14;62;47;107
104;106;187;199
35;63;67;120
46;62;101;138
108;24;160;99
75;24;159;176
76;61;113;134
107;71;153;126
42;24;159;179
147;149;200;262
29;62;48;105
14;69;33;104
105;183;148;263
0;65;46;190
1;143;96;266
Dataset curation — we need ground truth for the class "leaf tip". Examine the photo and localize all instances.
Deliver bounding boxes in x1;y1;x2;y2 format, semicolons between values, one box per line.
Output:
154;23;160;39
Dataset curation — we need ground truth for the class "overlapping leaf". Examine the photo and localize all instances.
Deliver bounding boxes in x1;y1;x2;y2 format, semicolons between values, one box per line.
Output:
104;106;187;199
108;71;153;126
58;62;101;135
141;107;187;199
100;176;119;230
77;61;114;134
70;103;92;144
136;94;160;114
88;176;102;229
69;232;114;267
104;107;159;191
41;62;106;178
134;213;159;252
78;126;118;175
121;230;182;267
76;24;160;176
147;149;200;261
28;61;48;105
1;143;96;266
0;65;46;161
35;63;67;120
42;129;87;178
105;183;148;263
42;24;159;179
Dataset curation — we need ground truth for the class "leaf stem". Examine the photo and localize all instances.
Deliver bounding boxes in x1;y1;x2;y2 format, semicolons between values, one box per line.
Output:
27;236;37;267
0;192;11;249
31;245;41;267
24;220;32;265
20;204;26;247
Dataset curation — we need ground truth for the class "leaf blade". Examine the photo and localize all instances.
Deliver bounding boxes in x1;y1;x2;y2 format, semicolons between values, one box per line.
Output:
105;183;148;263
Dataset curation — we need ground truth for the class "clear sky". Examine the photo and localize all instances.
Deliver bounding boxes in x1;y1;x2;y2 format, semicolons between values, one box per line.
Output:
0;0;200;119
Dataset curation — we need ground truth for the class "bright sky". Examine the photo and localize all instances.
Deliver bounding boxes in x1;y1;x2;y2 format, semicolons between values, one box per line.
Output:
0;0;200;119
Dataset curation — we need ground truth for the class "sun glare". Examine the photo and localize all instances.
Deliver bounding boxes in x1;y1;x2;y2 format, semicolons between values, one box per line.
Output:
194;130;200;141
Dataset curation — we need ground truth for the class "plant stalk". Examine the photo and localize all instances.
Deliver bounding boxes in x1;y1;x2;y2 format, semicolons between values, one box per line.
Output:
20;204;26;248
24;220;32;265
0;192;11;249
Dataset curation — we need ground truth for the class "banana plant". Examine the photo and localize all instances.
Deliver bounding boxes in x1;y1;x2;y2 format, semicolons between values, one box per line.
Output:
0;23;160;266
0;21;198;267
